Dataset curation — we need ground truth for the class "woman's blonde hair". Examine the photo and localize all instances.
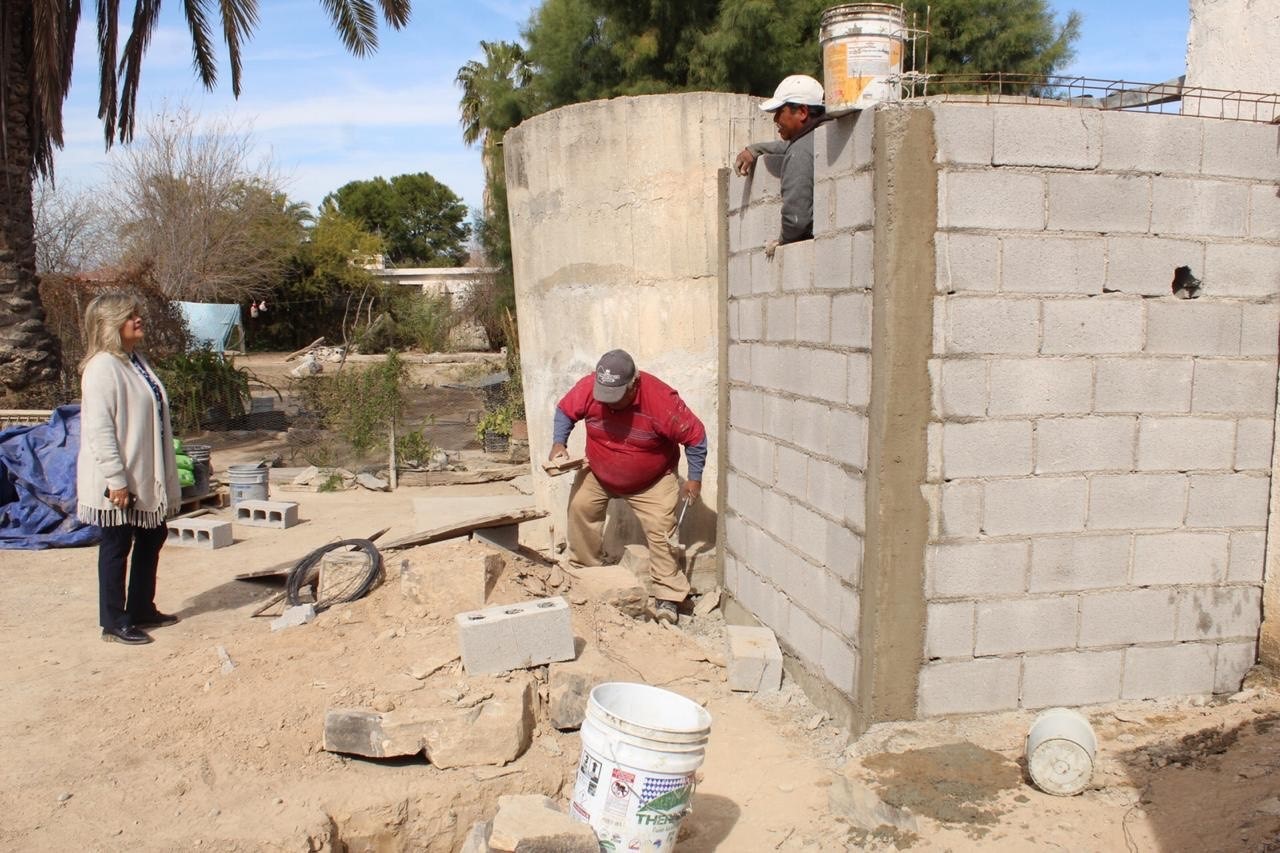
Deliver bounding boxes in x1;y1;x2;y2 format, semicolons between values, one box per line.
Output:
81;292;144;370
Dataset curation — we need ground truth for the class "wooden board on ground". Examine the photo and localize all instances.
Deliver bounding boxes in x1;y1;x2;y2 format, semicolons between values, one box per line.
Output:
179;490;228;512
395;465;528;487
382;508;548;551
542;457;586;477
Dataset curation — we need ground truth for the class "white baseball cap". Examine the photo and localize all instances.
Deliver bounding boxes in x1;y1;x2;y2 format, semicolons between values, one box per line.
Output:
759;74;825;111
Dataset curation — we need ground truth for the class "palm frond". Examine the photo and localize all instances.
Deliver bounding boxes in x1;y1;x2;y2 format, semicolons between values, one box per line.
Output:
374;0;410;29
26;0;81;175
217;0;258;97
320;0;379;57
181;0;218;89
116;0;161;143
95;0;120;146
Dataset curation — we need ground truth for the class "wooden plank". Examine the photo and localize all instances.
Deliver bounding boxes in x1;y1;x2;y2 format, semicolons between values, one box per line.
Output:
395;465;528;487
542;457;586;477
382;508;548;551
236;527;390;582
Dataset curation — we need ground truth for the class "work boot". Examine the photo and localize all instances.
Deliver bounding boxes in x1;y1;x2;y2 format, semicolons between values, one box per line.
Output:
101;626;154;645
655;599;679;625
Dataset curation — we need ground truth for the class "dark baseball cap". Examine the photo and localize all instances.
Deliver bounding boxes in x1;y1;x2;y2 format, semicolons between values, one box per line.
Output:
593;349;636;404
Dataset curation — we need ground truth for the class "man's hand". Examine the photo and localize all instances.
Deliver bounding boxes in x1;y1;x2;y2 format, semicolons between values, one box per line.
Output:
681;480;702;504
764;239;780;260
549;443;569;462
734;148;757;177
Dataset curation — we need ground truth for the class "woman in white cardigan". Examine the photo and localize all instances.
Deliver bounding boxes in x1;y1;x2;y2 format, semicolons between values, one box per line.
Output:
77;293;182;645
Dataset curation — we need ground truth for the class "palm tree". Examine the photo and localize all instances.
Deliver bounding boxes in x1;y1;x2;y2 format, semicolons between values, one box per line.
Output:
0;1;411;399
455;40;532;219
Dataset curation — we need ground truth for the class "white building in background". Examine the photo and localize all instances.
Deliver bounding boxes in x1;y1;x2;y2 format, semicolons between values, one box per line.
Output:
364;260;499;350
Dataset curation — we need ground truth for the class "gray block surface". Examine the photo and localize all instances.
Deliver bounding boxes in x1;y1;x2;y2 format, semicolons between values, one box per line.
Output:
234;499;299;529
167;517;232;549
456;596;575;675
725;625;783;692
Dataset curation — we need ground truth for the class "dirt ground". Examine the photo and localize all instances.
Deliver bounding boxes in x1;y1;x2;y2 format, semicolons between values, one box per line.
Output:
4;354;1280;852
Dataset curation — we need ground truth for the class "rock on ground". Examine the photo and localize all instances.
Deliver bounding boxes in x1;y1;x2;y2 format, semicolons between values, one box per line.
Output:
487;794;599;853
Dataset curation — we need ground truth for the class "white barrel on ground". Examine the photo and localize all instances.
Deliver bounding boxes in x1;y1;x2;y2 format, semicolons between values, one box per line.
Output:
1025;707;1097;796
820;3;906;114
226;463;269;505
570;682;712;852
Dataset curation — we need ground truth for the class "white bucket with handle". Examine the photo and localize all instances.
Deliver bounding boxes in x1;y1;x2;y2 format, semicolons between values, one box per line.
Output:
1026;707;1097;796
570;682;712;852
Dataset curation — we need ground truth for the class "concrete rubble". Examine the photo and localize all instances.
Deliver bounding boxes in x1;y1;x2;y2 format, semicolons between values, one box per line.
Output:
546;654;614;731
271;604;316;632
563;564;646;618
485;795;599;853
725;625;783;692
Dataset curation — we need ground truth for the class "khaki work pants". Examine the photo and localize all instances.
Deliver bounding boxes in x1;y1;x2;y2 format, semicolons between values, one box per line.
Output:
567;469;690;603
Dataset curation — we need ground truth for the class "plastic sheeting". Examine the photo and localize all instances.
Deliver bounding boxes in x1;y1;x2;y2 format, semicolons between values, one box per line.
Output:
178;301;245;352
0;405;100;550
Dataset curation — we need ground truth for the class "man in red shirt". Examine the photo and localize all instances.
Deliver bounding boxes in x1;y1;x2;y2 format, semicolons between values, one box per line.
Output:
549;350;707;624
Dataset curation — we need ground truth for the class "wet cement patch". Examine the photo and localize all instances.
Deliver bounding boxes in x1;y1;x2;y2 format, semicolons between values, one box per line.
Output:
864;742;1021;827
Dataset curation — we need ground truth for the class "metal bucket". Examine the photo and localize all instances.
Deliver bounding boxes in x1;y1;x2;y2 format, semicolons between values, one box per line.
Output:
227;463;269;505
185;443;212;496
820;3;906;114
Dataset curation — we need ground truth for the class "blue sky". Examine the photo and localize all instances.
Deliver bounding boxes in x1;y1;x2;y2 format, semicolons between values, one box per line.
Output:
51;1;1191;218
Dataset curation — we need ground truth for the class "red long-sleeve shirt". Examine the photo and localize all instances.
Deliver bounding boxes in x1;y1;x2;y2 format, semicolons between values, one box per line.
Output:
556;372;706;495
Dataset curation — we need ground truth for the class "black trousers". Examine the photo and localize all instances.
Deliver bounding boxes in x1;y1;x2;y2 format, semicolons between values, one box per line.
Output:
97;523;168;630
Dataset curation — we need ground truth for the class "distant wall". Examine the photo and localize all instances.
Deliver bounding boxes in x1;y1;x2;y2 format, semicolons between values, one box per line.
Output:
1186;0;1280;94
504;93;774;553
725;100;1279;731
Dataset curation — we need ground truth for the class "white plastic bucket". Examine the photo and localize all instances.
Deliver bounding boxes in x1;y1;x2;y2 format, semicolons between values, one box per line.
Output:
570;682;712;852
1025;707;1097;796
227;463;269;505
820;3;906;114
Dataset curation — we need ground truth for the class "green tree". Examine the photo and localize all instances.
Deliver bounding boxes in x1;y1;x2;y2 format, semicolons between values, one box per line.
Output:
905;0;1080;80
1;0;410;398
323;173;470;267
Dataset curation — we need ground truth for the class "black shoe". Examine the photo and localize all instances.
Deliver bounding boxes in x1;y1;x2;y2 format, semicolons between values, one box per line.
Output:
101;626;154;645
655;599;680;625
133;612;180;628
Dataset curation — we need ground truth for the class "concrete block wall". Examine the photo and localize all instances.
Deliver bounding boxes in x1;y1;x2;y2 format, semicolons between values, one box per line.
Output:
723;110;876;716
921;102;1278;716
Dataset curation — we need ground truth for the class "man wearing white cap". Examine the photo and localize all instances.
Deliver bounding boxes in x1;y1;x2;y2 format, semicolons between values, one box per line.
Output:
734;74;829;247
549;349;707;625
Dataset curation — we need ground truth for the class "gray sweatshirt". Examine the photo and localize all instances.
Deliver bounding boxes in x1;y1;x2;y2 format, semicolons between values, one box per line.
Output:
747;117;828;244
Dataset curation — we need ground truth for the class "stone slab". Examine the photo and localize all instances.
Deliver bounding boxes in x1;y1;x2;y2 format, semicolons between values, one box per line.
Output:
566;565;647;618
487;794;599;853
725;625;783;692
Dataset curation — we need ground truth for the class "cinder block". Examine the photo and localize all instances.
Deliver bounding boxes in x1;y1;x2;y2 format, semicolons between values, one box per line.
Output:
1137;415;1235;471
729;387;763;434
931;358;988;417
983;477;1087;536
847;351;872;408
1240;304;1280;356
795;295;831;344
1095;358;1193;413
932;103;993;165
1228;531;1267;583
918;658;1020;716
728;342;750;382
779;239;814;292
1099;110;1203;174
942;420;1032;478
827;525;863;586
1186;473;1271;528
796;348;848;404
943;296;1040;355
988;358;1092;416
843;474;866;531
1041;297;1144;355
1030;534;1131;592
790;504;829;566
1001;235;1105;295
1079;589;1177;646
805;457;847;521
834;172;873;231
167;517;232;549
233;499;299;529
1133;532;1228;585
851;230;874;291
819;629;857;695
1150;178;1249;238
817;112;872;177
831;291;872;348
813;232;855;291
775;445;808;499
1192;360;1278;415
1021;650;1123;709
939;481;982;538
780;600;823;665
726;624;783;692
1176;587;1262;641
935;232;997;293
1248;183;1280;239
928;540;1027;598
993;104;1101;169
1145;301;1242;356
1047;173;1150;234
941;171;1045;231
791;398;832;453
828;408;867;468
812;176;835;237
1104;236;1205;297
1216;641;1258;694
1121;643;1215;699
764;295;795;342
737;297;764;341
926;601;974;658
975;597;1077;656
1203;242;1280;299
1036;416;1135;474
1087;474;1187;531
455;596;575;676
1202;119;1280;181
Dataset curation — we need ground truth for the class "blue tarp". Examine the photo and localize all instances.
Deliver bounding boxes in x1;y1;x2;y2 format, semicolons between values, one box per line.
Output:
178;302;245;352
0;405;99;550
